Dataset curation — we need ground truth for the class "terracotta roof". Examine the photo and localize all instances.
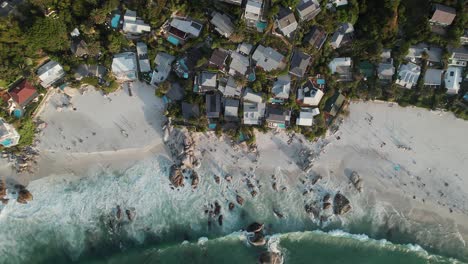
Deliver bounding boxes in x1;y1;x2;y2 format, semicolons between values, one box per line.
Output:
430;4;456;25
9;80;38;107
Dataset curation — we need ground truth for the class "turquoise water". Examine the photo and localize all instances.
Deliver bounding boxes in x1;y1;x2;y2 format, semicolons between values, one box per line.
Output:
81;231;461;264
0;156;466;264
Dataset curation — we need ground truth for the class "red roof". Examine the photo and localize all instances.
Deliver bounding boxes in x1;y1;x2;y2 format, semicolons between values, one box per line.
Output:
9;80;38;106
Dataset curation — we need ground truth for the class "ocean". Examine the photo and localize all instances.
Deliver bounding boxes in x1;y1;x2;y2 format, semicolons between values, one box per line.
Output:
0;156;465;264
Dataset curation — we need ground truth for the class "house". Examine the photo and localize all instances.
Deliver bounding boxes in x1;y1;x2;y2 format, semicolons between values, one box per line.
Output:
209;49;229;70
297;79;324;106
272;75;291;100
173;49;202;79
237;42;254;56
289;50;311;78
123;9;151;35
276;8;298;37
377;50;395;81
136;42;151;73
244;0;264;29
37;60;66;88
9;80;38;108
206;93;221;118
167;18;203;45
296;0;321;22
328;57;352;82
429;4;456;27
448;46;468;67
324;92;345;117
219;0;242;5
210;12;235;38
151;52;175;85
304;26;327;50
296;108;320;126
444;66;462;94
112;52;138;81
396;62;421;89
70;39;88;57
224;99;239;121
0;118;20;148
182;102;200;120
229;51;250;76
252;45;286;72
265;107;291;129
195;72;217;93
330;23;354;49
74;64;106;81
406;43;443;64
243;88;263;103
461;29;468;45
424;69;443;88
165;83;185;102
327;0;348;8
219;76;243;97
243;101;266;125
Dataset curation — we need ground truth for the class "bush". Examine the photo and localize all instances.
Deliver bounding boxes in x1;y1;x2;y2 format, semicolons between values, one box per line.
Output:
18;119;36;147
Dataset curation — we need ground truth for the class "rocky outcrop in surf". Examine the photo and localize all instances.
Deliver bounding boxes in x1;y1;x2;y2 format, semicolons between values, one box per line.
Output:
16;185;33;204
247;222;266;246
259;252;283;264
333;193;351;215
169;165;184;187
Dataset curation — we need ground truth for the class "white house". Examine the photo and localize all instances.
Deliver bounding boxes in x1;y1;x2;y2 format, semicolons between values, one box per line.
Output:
444;66;462;94
136;42;151;73
151;52;175;85
112;52;138;81
123;9;151;34
244;0;264;27
328;57;352;82
272;74;291;100
296;108;320;126
396;62;420;89
37;60;65;88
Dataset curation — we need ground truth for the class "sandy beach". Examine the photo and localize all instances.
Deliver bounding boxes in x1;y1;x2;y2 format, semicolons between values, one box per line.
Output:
0;83;467;261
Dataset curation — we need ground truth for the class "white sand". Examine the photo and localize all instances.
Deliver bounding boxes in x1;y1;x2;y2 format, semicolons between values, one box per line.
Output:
0;82;168;182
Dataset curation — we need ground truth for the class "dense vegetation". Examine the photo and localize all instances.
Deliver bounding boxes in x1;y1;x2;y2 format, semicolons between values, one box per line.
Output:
0;0;466;147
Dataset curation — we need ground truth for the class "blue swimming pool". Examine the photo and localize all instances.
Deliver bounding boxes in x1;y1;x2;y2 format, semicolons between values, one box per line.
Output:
13;109;22;118
111;14;121;28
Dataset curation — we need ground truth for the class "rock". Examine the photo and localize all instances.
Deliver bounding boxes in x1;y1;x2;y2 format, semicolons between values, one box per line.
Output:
236;195;244;206
323;202;332;210
273;209;284;218
214;201;221;215
323;193;331;203
224;175;232;182
16;185;33;204
250;190;257;197
126;209;135;221
0;179;6;198
169;165;184;187
248;232;266;246
259;252;282;264
311;175;322;185
247;222;264;233
1;198;9;205
272;182;277;191
116;205;122;220
218;215;223;226
191;171;199;189
305;203;320;219
214;175;221;184
229;202;235;211
350;171;363;192
333;193;351;215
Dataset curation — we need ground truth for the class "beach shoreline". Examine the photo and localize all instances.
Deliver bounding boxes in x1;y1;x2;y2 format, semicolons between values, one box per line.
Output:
0;84;467;261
